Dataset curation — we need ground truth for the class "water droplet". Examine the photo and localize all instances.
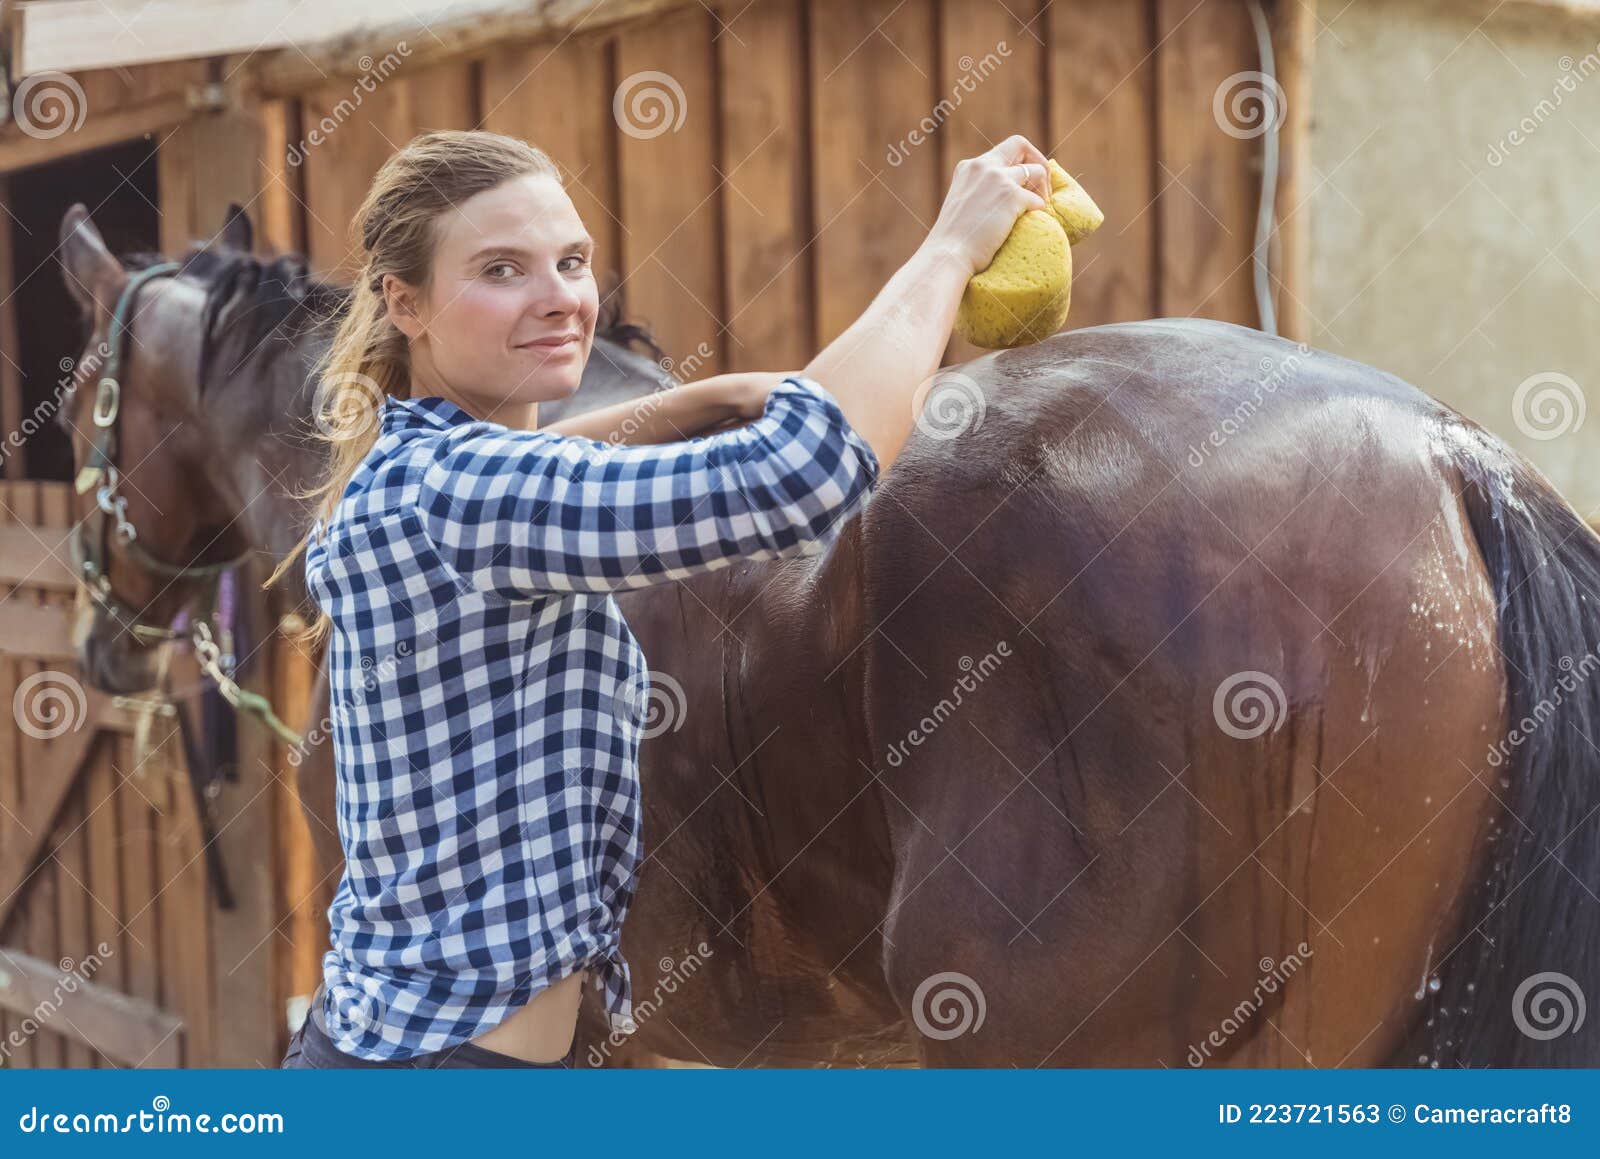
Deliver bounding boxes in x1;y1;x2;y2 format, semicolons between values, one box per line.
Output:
1428;976;1442;992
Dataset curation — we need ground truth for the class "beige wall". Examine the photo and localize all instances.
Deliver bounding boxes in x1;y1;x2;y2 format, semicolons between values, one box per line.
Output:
1310;0;1600;514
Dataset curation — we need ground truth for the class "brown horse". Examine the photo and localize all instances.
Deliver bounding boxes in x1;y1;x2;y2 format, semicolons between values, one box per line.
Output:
57;205;1600;1068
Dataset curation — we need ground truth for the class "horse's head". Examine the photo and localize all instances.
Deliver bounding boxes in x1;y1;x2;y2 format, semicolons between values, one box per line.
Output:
56;204;259;694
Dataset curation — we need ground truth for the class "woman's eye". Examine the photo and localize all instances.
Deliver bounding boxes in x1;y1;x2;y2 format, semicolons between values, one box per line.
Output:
560;253;591;273
485;261;518;279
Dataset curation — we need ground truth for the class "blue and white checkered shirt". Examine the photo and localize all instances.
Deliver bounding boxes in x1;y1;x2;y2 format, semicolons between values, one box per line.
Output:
302;374;879;1060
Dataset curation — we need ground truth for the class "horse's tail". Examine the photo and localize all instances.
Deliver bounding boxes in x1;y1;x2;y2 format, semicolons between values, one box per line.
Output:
1429;432;1600;1066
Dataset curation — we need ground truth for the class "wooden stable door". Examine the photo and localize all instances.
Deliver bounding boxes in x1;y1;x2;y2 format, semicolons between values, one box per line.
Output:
0;481;284;1067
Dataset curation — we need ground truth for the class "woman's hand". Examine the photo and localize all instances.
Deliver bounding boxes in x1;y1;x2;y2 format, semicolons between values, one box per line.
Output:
798;134;1054;475
925;134;1052;278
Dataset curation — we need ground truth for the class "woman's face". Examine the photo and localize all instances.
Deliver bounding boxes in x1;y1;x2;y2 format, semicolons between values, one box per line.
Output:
399;172;599;416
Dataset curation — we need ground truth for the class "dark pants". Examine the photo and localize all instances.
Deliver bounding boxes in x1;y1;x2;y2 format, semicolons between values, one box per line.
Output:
281;1011;577;1069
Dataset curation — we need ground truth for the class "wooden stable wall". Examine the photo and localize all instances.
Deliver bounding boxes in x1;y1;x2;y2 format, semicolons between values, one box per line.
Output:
0;483;289;1067
0;0;1307;1065
265;0;1303;369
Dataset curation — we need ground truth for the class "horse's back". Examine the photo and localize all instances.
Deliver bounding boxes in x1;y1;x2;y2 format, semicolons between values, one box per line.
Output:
856;318;1505;1066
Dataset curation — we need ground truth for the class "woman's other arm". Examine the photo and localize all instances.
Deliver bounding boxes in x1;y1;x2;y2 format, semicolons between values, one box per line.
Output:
541;373;783;445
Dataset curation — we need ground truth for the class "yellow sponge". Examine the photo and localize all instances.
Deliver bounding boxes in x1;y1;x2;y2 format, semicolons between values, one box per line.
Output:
954;160;1104;349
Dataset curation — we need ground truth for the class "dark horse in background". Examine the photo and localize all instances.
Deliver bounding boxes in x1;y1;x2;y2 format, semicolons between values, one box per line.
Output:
54;203;1600;1067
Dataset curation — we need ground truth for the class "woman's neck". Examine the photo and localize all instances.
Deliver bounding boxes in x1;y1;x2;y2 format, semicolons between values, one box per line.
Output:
407;347;539;431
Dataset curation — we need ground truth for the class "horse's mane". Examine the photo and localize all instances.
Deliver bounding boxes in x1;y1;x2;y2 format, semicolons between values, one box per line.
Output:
124;245;662;394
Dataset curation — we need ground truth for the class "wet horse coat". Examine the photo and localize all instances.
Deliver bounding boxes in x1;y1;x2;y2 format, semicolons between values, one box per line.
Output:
57;211;1600;1067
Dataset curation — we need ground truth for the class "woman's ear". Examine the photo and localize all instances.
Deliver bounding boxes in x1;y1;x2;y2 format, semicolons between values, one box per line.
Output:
382;273;425;340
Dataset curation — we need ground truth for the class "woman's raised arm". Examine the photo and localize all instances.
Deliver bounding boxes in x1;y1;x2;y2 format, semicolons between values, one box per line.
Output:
804;134;1052;472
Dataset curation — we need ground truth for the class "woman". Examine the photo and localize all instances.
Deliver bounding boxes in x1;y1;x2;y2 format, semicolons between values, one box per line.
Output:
273;128;1054;1068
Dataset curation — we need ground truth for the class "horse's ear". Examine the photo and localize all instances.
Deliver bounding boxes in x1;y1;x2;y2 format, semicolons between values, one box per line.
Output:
58;204;125;319
218;203;253;253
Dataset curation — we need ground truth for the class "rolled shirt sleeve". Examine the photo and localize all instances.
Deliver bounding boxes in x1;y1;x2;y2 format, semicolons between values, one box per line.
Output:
415;374;880;599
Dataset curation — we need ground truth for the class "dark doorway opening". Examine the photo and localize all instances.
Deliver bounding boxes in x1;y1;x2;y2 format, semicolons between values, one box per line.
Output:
8;135;160;481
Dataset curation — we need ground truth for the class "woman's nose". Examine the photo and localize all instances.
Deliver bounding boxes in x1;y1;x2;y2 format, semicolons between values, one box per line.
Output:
529;270;582;316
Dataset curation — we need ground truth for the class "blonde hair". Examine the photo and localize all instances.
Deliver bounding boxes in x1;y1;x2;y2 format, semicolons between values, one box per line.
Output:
265;129;562;646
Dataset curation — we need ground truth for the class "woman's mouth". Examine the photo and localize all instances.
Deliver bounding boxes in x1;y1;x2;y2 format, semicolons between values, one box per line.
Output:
519;333;581;352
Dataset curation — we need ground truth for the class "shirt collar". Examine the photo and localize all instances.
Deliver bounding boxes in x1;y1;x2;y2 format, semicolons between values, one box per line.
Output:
381;394;480;432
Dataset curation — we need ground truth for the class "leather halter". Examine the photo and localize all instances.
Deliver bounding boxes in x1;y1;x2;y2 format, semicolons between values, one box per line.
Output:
68;262;250;644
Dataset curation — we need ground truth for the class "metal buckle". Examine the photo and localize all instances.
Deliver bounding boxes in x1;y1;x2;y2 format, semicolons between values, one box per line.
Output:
92;377;120;427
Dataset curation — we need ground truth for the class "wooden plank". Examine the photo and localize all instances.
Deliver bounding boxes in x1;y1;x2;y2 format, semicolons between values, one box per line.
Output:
615;7;723;370
84;746;123;1067
810;0;939;347
257;100;305;257
1271;0;1316;342
1154;0;1258;324
300;62;475;281
937;0;1045;364
1047;0;1158;328
481;31;623;302
258;0;696;96
53;781;93;1066
0;712;102;936
156;115;197;260
0;602;74;662
152;657;211;1066
0;523;75;590
185;107;264;249
36;488;90;1069
0;95;193;177
718;0;810;373
13;0;692;84
0;944;181;1067
24;659;63;1066
114;732;161;1048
